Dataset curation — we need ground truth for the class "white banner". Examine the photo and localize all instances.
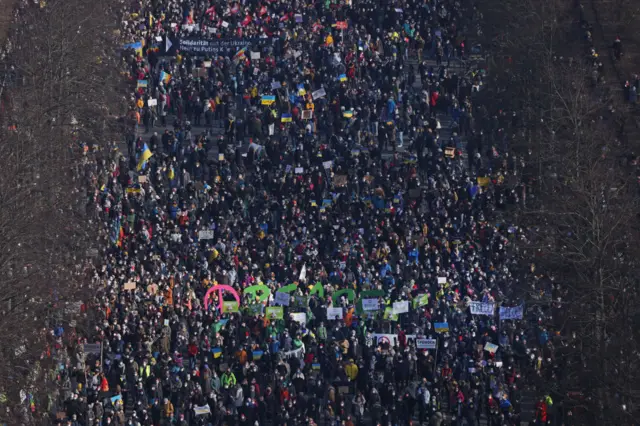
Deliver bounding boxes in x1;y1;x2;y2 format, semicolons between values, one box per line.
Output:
469;301;495;316
392;301;409;314
362;298;379;311
312;88;326;100
416;338;437;349
327;307;343;319
194;405;211;416
499;305;524;320
371;334;417;346
290;312;306;325
371;333;398;346
198;230;214;240
282;347;304;359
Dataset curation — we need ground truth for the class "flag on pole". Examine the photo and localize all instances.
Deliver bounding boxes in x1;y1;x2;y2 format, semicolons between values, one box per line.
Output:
137;143;153;171
233;45;248;61
160;71;171;84
299;264;307;281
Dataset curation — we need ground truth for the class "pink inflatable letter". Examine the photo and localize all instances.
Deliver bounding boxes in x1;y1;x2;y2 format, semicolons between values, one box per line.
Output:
203;284;241;311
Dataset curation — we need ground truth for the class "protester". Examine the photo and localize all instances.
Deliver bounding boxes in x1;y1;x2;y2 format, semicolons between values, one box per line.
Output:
48;0;555;425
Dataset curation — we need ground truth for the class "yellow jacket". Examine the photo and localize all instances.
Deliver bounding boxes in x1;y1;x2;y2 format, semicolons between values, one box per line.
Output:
345;362;359;381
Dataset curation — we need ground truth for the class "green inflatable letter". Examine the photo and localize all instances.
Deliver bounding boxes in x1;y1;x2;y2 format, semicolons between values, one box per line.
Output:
332;289;356;304
309;281;325;298
243;284;272;303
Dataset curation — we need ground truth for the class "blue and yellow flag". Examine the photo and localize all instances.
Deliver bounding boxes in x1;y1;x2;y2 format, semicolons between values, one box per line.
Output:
137;143;153;171
281;113;292;123
343;110;354;118
338;74;347;82
261;95;276;105
137;80;148;88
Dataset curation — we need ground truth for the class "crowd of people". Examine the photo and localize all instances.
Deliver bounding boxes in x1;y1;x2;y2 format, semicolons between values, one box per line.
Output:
49;0;562;425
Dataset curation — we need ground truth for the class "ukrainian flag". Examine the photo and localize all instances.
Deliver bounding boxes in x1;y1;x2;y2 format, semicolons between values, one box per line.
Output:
137;143;153;171
137;80;148;88
343;110;354;118
261;95;276;105
212;348;222;358
160;71;171;84
281;113;292;123
167;165;175;181
297;84;306;96
338;74;347;82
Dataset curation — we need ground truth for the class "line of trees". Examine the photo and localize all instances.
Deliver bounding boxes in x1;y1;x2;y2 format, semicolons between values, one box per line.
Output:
477;0;640;423
0;0;123;422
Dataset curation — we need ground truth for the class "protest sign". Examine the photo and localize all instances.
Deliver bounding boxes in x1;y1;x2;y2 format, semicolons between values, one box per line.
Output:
194;405;211;415
334;174;348;187
392;300;409;314
434;322;449;333
250;51;260;60
147;98;157;106
266;306;284;319
124;281;136;291
302;110;313;120
138;175;147;183
469;301;495;316
312;88;326;100
222;301;239;313
444;147;456;158
383;307;398;321
372;333;397;346
274;291;290;306
484;342;499;353
327;307;343;320
295;167;304;174
83;343;101;356
290;312;306;325
437;276;447;284
335;21;348;30
499;305;524;320
198;230;214;240
362;298;379;311
247;304;264;316
416;338;437;349
416;293;429;307
282;347;304;359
